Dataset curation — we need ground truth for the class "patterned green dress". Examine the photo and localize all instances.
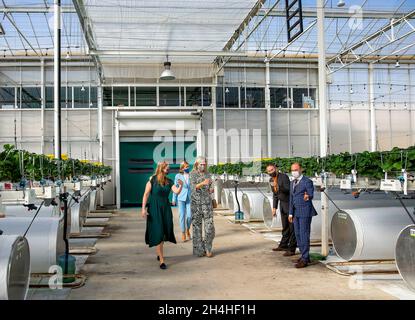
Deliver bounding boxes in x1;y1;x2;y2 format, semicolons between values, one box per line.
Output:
145;176;177;247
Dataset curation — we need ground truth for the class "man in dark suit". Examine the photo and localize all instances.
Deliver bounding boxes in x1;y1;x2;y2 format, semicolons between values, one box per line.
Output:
266;164;297;255
288;162;317;268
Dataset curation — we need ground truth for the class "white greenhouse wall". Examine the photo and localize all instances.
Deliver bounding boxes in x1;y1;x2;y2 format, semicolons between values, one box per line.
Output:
1;60;414;205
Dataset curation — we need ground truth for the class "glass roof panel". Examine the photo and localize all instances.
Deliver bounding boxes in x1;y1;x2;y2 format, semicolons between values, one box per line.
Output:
0;0;414;67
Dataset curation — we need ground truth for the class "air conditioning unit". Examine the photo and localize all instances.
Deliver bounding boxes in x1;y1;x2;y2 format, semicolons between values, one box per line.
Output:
0;189;37;206
74;181;82;191
340;179;352;190
0;183;13;191
380;179;402;192
43;186;56;200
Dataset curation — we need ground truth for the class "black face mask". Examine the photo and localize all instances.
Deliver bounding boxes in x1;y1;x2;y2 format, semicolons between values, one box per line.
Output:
270;171;277;177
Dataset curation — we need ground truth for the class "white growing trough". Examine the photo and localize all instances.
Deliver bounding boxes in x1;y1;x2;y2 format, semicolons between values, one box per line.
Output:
395;224;415;291
0;235;30;300
69;190;91;234
262;194;282;229
0;216;65;273
331;207;414;261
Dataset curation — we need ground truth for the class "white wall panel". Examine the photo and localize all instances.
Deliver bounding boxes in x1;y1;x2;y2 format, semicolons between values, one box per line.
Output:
390;110;411;148
328;109;351;154
1;62;415;206
376;109;392;150
350;109;370;153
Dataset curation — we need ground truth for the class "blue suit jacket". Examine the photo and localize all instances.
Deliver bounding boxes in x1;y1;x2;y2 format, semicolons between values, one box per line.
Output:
289;176;318;218
172;173;191;203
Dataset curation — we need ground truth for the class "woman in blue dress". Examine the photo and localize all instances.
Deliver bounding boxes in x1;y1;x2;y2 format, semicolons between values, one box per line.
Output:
172;161;192;242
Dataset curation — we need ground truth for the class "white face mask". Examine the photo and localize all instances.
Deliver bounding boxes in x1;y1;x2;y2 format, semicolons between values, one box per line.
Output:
291;171;300;179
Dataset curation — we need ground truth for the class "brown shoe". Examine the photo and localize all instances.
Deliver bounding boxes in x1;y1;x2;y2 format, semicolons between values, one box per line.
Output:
181;233;186;242
272;246;288;252
186;229;191;240
295;260;308;268
206;251;214;258
283;251;296;257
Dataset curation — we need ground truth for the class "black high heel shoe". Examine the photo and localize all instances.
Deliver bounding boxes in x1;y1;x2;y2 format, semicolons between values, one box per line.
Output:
157;256;160;261
159;263;167;270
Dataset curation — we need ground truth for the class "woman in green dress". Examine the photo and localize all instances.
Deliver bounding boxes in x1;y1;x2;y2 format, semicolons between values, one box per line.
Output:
141;161;183;269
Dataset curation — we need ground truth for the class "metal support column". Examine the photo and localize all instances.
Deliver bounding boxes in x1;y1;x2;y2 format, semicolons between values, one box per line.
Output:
53;0;61;159
40;58;45;154
369;63;377;151
115;112;120;209
98;83;104;207
265;57;272;157
409;67;414;146
317;0;329;256
197;115;203;156
212;75;218;165
54;0;70;278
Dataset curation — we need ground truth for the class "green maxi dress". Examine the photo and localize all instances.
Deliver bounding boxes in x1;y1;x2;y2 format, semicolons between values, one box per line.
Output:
145;176;177;247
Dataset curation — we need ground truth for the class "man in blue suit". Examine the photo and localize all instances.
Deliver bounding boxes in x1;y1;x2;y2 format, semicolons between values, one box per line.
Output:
288;162;317;268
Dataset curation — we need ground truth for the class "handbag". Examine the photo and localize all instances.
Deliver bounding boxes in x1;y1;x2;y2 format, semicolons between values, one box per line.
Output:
212;198;218;209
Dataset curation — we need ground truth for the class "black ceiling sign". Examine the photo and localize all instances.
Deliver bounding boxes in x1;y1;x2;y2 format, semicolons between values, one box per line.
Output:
285;0;304;43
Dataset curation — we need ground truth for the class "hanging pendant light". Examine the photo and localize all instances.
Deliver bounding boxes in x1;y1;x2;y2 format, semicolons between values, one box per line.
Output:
337;0;345;7
81;84;85;92
160;56;175;80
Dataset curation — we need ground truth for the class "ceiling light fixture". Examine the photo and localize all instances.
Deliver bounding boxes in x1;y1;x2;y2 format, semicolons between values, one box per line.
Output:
395;57;400;68
160;56;175;81
337;0;345;7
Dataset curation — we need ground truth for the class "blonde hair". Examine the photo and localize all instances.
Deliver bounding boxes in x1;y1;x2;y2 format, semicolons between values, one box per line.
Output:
179;160;189;174
153;161;170;186
192;156;207;172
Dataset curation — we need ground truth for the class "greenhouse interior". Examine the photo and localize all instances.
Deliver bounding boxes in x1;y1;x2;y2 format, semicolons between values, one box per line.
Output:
1;0;415;302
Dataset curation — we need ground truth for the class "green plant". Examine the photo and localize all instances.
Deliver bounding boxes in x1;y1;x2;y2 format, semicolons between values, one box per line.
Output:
208;146;415;179
0;144;112;183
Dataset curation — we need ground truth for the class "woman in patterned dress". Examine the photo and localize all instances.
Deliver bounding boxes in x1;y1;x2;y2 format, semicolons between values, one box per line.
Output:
142;161;183;269
189;156;215;257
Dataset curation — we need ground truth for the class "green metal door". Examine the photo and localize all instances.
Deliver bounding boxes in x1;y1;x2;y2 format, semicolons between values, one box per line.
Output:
120;141;195;207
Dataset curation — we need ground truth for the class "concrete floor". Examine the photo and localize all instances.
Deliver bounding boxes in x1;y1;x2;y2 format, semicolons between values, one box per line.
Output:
69;208;396;300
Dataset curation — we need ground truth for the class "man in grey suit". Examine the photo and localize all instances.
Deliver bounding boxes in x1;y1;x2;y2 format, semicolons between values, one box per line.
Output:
288;162;318;268
266;164;297;255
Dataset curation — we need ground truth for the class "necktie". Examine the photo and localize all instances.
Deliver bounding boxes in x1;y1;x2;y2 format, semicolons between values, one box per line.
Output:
293;179;299;191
